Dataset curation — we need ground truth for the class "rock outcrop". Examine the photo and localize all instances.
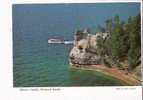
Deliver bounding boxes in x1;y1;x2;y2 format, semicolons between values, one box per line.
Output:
69;29;110;65
69;29;141;85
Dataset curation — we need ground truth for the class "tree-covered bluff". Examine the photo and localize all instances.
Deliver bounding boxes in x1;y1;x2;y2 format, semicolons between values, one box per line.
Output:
69;14;141;81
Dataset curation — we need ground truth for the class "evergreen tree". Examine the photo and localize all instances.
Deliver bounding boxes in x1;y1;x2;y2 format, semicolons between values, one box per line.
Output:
128;14;141;70
96;35;105;64
96;14;141;70
111;15;124;60
105;19;113;33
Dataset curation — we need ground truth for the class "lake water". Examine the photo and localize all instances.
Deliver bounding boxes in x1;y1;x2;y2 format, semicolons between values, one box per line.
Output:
12;3;140;87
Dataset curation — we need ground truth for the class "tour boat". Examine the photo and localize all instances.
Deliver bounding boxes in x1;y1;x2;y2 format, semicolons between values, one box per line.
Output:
48;39;64;44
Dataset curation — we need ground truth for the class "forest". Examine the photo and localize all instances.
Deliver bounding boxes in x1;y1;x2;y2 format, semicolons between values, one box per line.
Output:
95;14;141;73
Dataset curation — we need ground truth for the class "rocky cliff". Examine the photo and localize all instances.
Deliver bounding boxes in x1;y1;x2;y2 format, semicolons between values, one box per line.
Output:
69;29;110;65
69;29;141;84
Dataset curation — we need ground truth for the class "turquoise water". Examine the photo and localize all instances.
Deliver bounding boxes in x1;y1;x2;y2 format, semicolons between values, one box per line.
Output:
13;41;125;87
12;3;140;87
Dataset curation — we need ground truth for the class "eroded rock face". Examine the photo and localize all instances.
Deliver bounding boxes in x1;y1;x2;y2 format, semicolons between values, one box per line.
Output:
69;30;109;65
69;46;101;65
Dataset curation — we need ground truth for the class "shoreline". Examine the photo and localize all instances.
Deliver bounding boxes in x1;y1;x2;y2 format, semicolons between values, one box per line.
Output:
70;63;141;86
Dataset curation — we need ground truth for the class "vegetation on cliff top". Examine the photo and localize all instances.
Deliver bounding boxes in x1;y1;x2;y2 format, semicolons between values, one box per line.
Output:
96;14;141;72
70;14;141;80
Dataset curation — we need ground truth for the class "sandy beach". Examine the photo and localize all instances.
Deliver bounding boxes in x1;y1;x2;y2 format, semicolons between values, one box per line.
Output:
70;64;141;86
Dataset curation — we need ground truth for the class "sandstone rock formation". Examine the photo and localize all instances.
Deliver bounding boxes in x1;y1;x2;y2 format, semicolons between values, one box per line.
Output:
69;29;110;65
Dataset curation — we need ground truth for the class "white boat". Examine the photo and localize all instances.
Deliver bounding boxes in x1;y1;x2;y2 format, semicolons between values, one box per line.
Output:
48;39;64;44
64;41;74;44
48;39;74;44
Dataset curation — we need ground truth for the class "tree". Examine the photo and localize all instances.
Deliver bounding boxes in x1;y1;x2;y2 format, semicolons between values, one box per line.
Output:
105;19;113;33
95;14;141;70
111;15;124;60
128;14;141;70
96;35;105;64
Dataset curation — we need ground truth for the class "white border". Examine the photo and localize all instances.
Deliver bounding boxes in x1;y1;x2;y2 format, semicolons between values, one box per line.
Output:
12;0;141;4
0;0;142;100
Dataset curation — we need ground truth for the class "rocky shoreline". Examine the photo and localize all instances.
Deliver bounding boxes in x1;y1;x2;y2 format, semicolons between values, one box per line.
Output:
69;29;141;85
69;29;110;65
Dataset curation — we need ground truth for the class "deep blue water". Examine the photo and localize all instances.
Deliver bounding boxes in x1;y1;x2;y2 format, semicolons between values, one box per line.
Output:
13;3;140;87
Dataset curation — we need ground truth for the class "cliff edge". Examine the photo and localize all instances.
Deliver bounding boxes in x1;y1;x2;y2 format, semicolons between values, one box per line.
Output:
69;29;110;65
69;29;141;85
